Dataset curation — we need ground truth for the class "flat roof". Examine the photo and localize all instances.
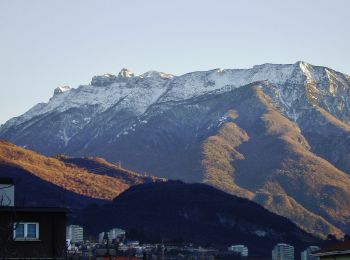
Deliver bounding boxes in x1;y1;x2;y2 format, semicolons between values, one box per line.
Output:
0;206;69;213
0;178;14;184
313;241;350;256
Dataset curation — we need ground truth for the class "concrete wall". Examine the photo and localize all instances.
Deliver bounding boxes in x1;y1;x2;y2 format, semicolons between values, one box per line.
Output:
0;184;14;206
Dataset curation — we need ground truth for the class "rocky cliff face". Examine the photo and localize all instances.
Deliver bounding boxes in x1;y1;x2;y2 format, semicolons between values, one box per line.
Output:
1;61;350;237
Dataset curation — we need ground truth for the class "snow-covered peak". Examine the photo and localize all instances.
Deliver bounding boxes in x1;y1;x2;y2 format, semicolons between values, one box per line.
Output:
296;60;309;66
104;73;116;77
140;70;174;79
298;61;315;83
159;63;303;102
118;68;135;78
54;86;71;95
91;73;118;86
3;62;349;136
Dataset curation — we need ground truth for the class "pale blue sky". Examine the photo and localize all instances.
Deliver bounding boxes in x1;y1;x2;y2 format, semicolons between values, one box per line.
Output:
0;0;349;124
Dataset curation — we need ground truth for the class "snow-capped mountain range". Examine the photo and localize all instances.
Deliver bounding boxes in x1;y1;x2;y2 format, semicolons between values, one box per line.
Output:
3;61;350;134
1;61;350;239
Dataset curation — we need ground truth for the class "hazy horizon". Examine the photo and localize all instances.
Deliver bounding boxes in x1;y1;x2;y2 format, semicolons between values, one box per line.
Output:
0;0;349;124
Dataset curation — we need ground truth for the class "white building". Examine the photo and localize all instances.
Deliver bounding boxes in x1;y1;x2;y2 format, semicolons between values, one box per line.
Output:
301;246;320;260
272;243;294;260
66;224;84;243
228;245;248;257
99;228;125;244
109;228;125;241
98;232;106;244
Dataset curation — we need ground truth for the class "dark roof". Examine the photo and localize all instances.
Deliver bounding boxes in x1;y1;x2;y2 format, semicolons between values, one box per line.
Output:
313;240;350;256
0;206;69;213
0;177;14;184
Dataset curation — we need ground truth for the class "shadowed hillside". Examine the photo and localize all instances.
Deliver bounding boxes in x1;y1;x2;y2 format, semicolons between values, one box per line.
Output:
79;181;319;257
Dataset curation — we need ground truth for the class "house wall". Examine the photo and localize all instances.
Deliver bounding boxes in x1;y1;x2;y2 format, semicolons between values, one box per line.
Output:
0;210;66;258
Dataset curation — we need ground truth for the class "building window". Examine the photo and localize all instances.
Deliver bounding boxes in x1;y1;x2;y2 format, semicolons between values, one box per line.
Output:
13;222;39;240
15;223;25;238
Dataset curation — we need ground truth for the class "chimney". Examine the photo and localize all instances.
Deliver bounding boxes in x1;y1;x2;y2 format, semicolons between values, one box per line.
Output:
0;178;15;206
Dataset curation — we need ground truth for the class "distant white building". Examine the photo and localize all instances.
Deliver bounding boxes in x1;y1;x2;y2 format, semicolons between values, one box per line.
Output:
272;243;294;260
66;225;84;243
228;244;248;257
126;240;140;247
66;239;72;250
109;228;126;241
301;246;320;260
98;232;106;244
99;228;125;244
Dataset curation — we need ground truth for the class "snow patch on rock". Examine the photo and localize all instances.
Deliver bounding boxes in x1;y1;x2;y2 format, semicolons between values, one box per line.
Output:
54;86;71;95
